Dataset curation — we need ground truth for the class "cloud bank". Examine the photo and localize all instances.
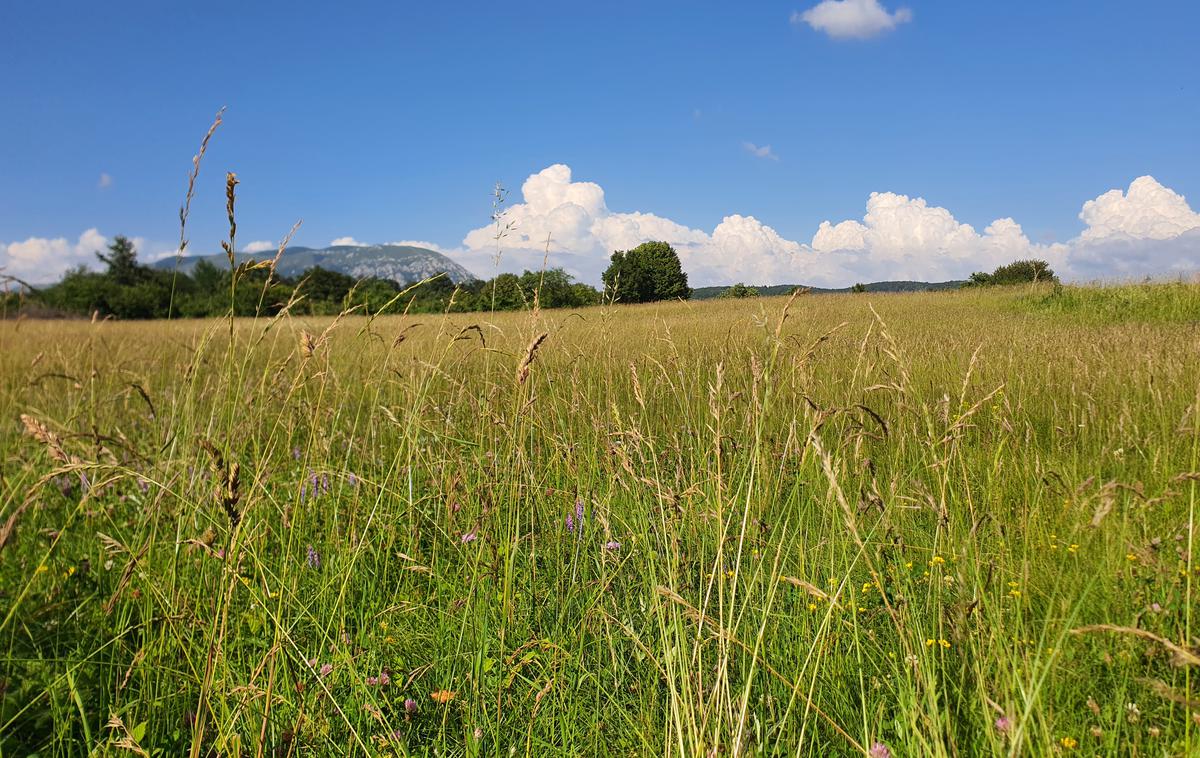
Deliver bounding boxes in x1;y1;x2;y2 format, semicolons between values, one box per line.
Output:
792;0;913;40
5;168;1198;288
448;165;1200;287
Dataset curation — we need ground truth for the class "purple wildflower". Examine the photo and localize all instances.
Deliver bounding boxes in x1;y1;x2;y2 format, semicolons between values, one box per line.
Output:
378;670;390;685
404;697;418;716
869;743;891;758
604;540;621;552
461;530;477;544
137;477;150;494
995;716;1012;734
366;675;379;686
292;446;301;461
318;663;333;677
565;513;575;533
321;473;330;495
300;482;308;502
306;544;320;569
348;473;358;487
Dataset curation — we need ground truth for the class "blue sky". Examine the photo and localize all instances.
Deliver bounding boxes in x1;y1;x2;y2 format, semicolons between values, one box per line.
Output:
2;0;1199;285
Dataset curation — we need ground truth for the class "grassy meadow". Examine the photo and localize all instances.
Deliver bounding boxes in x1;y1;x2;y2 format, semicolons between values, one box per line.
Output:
1;283;1198;756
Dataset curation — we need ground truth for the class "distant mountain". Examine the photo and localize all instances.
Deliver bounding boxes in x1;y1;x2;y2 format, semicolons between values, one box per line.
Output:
691;280;968;299
154;244;478;284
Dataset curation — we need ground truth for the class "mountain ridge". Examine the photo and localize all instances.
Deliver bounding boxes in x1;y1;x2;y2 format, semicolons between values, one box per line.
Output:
154;243;478;284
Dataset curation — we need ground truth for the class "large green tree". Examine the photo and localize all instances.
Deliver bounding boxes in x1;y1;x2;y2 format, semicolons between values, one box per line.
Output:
601;241;691;303
96;236;144;286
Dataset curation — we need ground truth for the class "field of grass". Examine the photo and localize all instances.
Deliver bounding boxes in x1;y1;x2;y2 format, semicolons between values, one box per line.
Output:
1;284;1198;756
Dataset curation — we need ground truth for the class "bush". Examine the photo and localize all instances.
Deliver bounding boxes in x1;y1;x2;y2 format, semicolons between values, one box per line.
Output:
719;283;758;299
967;259;1058;287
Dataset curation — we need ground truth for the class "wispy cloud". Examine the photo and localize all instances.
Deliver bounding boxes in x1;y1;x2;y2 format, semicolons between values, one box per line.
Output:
743;142;779;161
97;173;113;189
792;0;912;40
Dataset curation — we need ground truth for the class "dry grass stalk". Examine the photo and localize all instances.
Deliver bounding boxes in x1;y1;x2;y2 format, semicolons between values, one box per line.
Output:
200;439;242;528
105;714;150;757
300;330;318;359
178;106;224;256
1071;624;1200;667
517;332;549;384
20;414;77;464
103;541;150;615
220;172;240;266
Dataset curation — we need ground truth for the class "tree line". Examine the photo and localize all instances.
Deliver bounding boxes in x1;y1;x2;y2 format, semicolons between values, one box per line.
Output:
1;238;695;320
1;235;1056;320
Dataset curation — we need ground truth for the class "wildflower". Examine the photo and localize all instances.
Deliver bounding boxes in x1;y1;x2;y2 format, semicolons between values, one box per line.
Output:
1126;553;1137;561
575;498;585;523
292;446;301;461
940;639;950;649
404;698;418;716
1150;602;1162;612
1068;544;1078;553
318;663;333;678
1090;726;1103;737
995;716;1012;734
306;544;320;569
430;689;456;703
565;513;575;533
461;530;477;544
808;603;817;612
603;540;621;551
137;478;150;494
929;556;945;566
1125;702;1140;723
1059;736;1077;749
1148;726;1160;738
868;742;891;758
348;473;358;487
366;675;378;685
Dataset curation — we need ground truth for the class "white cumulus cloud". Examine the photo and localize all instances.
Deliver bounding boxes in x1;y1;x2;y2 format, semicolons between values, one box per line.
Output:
242;240;276;254
1;229;109;283
448;165;1200;287
1078;175;1200;242
792;0;913;40
330;237;365;247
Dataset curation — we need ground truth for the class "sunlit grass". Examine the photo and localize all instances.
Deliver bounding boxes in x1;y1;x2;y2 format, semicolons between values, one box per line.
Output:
1;285;1197;756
